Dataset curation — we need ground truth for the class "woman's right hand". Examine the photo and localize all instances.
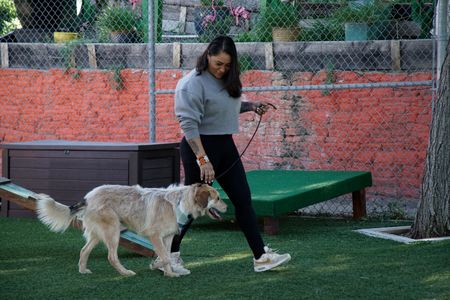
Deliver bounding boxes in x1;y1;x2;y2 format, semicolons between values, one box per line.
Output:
200;162;215;184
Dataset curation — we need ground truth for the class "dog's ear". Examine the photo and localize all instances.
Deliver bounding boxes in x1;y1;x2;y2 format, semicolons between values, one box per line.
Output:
194;186;209;208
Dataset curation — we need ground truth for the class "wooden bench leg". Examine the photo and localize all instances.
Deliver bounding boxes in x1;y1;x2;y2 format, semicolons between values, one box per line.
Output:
263;217;279;235
352;189;367;219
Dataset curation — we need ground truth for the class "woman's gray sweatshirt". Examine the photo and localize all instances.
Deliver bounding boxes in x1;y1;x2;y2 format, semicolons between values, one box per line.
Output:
174;69;241;140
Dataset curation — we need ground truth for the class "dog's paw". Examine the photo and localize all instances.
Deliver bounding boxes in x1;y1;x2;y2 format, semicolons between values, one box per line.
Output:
79;269;92;274
121;270;136;276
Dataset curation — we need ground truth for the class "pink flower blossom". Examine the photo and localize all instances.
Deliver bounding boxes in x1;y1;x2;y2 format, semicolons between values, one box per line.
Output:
202;13;217;28
229;5;251;26
129;0;141;10
201;0;251;28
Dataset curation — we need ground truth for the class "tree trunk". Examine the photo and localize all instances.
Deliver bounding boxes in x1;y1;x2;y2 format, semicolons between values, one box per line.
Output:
409;40;450;239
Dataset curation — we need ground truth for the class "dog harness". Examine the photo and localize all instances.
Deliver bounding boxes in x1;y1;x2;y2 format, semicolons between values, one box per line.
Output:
175;201;191;227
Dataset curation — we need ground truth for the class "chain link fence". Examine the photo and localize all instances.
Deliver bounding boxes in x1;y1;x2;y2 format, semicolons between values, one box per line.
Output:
0;0;437;71
0;0;445;218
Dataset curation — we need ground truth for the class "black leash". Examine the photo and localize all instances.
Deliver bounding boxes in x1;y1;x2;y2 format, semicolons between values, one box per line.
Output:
214;103;276;181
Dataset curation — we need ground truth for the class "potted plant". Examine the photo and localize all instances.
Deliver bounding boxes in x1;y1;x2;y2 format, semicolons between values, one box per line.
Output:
96;4;142;43
333;2;387;41
258;0;300;42
53;1;82;43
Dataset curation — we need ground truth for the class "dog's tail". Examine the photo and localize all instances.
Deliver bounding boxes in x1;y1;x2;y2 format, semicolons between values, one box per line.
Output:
36;194;85;233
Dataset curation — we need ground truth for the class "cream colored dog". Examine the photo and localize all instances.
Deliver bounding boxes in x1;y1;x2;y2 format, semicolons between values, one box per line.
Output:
36;183;227;277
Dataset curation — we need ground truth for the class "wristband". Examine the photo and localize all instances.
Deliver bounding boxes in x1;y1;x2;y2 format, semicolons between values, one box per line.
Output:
196;155;210;167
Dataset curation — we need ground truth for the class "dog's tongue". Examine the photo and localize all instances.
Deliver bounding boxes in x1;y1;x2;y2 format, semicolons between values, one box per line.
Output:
209;207;222;220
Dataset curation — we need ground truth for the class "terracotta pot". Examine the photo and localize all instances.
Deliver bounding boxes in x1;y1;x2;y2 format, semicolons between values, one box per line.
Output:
272;27;299;42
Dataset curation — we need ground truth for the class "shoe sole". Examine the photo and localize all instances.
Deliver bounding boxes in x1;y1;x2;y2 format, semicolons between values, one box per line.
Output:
254;255;291;272
158;267;191;276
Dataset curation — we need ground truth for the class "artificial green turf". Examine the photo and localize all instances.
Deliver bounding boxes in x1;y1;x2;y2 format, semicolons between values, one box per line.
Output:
1;216;449;300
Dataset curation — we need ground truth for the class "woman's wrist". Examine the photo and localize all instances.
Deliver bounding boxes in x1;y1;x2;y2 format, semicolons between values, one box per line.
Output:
196;154;210;167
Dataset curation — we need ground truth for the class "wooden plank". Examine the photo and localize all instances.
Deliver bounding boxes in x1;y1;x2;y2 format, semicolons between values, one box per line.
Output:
141;178;175;188
391;40;401;70
10;179;128;192
0;182;38;199
7;189;86;204
352;189;367;219
87;44;97;69
119;238;155;257
8;149;132;159
173;42;181;68
143;167;173;179
10;168;129;181
2;141;179;151
265;42;274;70
178;6;187;33
263;217;280;235
73;220;154;257
0;177;11;184
10;157;129;170
142;157;172;169
164;0;197;6
120;230;153;249
0;183;154;257
0;185;37;211
1;43;9;68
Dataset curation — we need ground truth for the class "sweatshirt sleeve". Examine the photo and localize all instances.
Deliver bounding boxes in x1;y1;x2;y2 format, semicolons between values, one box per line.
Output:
174;88;204;140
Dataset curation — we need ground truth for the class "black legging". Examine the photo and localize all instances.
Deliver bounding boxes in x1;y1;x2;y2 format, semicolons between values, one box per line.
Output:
171;135;265;259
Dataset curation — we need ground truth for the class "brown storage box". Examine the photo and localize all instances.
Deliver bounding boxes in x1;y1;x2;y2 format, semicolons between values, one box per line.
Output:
1;140;180;217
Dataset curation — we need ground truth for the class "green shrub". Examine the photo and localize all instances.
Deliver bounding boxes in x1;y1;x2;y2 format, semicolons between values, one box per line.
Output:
261;1;300;28
97;6;140;33
0;0;17;35
96;5;143;42
332;2;387;24
298;20;344;42
235;1;300;43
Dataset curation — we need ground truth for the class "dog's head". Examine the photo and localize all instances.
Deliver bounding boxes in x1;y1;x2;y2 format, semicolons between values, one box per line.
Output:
190;183;227;220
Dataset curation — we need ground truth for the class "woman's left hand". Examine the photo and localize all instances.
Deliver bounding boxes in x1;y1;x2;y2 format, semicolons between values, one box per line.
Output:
253;102;272;115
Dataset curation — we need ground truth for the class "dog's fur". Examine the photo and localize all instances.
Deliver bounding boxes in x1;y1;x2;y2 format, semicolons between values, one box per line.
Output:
36;183;227;277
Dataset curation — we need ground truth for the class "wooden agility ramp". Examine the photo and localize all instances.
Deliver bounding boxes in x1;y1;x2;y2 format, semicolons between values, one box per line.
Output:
0;177;154;257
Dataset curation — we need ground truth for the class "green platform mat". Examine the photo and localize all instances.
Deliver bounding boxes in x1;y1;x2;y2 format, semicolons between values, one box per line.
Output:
213;170;372;217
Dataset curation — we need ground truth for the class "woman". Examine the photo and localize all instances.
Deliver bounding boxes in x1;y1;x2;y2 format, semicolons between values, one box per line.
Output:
170;35;291;275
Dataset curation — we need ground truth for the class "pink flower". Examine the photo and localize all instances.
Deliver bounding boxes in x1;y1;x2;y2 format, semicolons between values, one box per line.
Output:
229;5;251;26
202;13;217;28
201;0;251;28
202;1;217;28
129;0;141;10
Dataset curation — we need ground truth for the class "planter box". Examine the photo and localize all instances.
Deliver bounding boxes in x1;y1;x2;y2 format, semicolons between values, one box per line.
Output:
1;140;180;217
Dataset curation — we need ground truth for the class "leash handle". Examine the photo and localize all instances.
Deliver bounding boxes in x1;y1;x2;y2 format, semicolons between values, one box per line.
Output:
265;103;277;110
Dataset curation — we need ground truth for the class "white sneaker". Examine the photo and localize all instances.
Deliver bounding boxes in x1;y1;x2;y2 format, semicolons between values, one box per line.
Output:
253;246;291;272
155;252;191;275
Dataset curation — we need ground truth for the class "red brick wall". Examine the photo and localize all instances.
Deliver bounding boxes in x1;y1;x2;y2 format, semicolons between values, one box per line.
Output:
0;68;432;202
